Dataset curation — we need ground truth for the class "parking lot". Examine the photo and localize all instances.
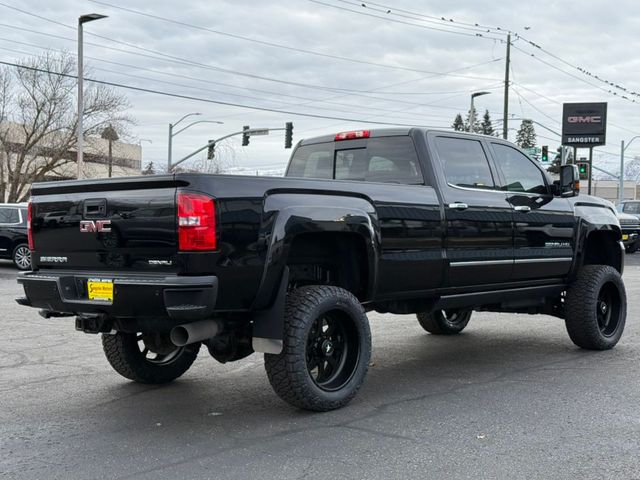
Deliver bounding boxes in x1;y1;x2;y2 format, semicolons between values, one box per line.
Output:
1;257;639;479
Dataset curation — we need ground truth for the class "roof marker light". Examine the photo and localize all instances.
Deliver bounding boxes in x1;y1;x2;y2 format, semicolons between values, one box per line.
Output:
334;130;370;141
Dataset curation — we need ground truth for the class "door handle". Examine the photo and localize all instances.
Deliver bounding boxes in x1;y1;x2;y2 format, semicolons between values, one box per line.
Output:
514;205;531;212
448;203;469;210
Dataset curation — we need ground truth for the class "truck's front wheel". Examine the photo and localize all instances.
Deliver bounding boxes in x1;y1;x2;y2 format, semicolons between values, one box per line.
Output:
264;286;371;412
102;332;200;384
565;265;626;350
416;309;472;335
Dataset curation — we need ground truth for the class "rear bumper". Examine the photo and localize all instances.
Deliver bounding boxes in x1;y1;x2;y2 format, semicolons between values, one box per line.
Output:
17;271;218;322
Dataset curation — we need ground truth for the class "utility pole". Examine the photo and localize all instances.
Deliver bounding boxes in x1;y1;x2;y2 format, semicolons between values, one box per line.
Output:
502;33;511;140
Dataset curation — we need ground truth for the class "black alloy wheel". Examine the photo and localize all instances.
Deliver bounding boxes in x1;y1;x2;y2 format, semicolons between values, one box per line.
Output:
306;312;360;392
265;285;371;411
565;265;626;350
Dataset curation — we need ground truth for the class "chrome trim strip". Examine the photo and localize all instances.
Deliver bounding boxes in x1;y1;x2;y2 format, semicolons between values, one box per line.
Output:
514;257;573;264
451;257;573;267
450;259;513;267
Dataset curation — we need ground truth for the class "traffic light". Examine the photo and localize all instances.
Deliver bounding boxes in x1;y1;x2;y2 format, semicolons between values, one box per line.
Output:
541;145;549;162
242;125;250;146
207;140;215;160
577;162;589;180
284;122;293;149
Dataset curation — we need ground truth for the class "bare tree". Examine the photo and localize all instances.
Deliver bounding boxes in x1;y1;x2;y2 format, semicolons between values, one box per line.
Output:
187;139;238;174
0;52;133;202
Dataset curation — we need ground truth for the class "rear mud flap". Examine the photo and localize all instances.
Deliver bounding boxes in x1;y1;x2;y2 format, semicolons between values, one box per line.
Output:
251;267;288;354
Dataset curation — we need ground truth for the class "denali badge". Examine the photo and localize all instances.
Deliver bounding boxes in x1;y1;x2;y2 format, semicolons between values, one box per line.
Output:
80;220;111;233
148;260;173;266
40;256;68;263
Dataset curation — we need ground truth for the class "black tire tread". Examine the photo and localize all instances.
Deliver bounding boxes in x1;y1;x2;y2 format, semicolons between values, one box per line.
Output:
565;264;626;350
416;310;472;335
264;285;371;412
102;332;200;384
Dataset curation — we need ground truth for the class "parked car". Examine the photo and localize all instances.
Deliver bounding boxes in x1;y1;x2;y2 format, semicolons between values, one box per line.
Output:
16;129;627;411
0;203;31;270
617;212;640;253
617;200;640;219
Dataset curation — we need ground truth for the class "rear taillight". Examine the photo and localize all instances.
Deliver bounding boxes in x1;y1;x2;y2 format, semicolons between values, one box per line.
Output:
177;192;217;251
27;200;34;250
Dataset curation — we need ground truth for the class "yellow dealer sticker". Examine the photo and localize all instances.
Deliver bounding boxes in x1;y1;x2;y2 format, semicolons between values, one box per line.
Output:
87;279;113;302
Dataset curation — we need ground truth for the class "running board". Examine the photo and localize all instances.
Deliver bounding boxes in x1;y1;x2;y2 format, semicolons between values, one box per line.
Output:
433;285;565;310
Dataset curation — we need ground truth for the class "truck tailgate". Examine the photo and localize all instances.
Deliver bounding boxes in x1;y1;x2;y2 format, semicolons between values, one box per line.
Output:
30;176;180;272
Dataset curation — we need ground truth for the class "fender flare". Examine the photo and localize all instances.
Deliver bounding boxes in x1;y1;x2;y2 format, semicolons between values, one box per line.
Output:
251;193;378;353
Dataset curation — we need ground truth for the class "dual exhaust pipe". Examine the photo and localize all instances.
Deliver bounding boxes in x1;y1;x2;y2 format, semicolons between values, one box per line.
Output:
170;319;221;347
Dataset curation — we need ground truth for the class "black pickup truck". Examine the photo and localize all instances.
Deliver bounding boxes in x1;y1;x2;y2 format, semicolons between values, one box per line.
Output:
17;128;627;411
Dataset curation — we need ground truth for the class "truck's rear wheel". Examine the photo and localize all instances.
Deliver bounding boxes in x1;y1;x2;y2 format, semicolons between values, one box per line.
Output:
416;309;472;335
264;285;371;412
101;331;200;384
565;265;626;350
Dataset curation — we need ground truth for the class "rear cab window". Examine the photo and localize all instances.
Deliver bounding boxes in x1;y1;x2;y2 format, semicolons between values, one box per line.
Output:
287;135;425;185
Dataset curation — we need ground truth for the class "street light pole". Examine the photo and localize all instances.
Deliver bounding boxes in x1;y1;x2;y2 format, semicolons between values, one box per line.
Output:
76;13;107;180
469;91;491;133
167;112;202;171
167;117;224;171
619;135;640;204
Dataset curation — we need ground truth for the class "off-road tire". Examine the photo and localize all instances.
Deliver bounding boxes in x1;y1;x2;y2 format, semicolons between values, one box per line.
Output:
264;285;371;412
625;242;638;254
102;332;200;384
416;309;472;335
12;243;31;271
565;265;626;350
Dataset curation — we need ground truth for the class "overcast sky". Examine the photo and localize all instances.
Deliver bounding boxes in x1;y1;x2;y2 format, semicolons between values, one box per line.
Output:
1;0;639;174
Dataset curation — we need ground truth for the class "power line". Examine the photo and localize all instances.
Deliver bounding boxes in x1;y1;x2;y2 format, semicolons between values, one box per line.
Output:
0;21;504;105
307;0;503;40
0;41;466;123
335;0;503;35
0;5;505;111
339;0;506;34
86;0;502;81
0;59;452;128
311;0;640;108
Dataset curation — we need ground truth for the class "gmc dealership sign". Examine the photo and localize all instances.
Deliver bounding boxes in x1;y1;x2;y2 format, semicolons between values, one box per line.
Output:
562;102;607;146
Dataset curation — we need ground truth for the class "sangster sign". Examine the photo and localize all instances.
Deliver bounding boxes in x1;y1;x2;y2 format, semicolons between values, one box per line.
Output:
562;102;607;146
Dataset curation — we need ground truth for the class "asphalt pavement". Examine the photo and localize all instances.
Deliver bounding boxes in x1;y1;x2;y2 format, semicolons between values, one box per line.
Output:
2;257;640;479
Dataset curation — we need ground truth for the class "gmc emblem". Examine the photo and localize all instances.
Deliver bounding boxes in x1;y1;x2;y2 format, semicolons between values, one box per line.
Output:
567;115;602;124
80;220;112;233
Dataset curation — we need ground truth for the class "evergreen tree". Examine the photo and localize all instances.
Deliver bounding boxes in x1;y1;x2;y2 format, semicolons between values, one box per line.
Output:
465;106;481;133
515;120;537;148
480;109;495;136
452;113;465;131
141;161;156;175
546;147;563;174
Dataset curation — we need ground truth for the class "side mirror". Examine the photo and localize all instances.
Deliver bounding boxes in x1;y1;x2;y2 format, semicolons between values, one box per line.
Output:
557;164;580;197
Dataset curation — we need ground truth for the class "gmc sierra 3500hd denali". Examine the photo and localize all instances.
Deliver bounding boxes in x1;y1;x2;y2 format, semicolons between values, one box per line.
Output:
17;128;627;411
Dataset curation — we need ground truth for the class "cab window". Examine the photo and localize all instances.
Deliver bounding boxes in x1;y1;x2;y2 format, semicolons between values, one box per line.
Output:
491;143;549;195
288;136;424;185
434;136;495;189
